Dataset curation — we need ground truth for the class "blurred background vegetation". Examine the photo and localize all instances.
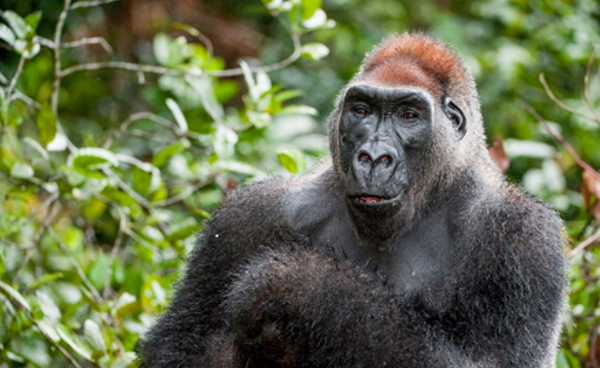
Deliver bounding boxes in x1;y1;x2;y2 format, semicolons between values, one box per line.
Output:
1;0;599;367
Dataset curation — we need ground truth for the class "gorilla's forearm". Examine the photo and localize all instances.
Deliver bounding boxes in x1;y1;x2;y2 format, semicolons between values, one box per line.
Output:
224;246;560;368
225;248;468;368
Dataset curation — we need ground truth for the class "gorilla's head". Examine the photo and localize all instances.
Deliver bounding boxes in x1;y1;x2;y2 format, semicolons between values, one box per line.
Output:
328;33;502;236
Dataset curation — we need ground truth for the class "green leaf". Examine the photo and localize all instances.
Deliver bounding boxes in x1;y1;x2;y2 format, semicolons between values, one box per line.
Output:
36;291;61;322
301;0;321;20
13;39;40;59
10;162;34;179
0;280;31;311
113;292;138;319
116;154;161;195
173;22;200;37
300;43;329;61
0;24;15;46
24;11;42;34
37;320;61;342
84;319;106;353
166;98;188;133
2;11;30;39
57;326;92;361
111;352;137;368
27;273;63;290
152;141;187;168
71;148;118;179
277;148;306;174
23;137;49;160
153;33;171;66
36;103;57;147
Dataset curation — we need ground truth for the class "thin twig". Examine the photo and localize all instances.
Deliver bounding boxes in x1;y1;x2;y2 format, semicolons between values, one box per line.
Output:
47;226;102;303
103;112;178;149
62;37;113;53
7;90;42;109
154;177;213;207
27;191;60;220
123;228;155;250
568;229;600;258
52;0;72;114
4;296;82;368
33;36;56;48
525;104;600;183
13;200;59;284
59;32;301;78
6;55;26;98
103;168;152;208
583;48;600;124
70;0;119;9
104;207;125;298
539;73;600;124
184;75;225;123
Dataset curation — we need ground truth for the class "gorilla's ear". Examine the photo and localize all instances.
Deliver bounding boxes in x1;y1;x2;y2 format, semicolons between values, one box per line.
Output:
444;98;467;140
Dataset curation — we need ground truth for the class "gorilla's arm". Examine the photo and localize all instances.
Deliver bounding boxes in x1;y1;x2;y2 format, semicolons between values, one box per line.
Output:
226;248;461;368
137;180;306;368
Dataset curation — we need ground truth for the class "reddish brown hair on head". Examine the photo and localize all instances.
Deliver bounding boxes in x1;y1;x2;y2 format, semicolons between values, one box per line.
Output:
358;33;471;99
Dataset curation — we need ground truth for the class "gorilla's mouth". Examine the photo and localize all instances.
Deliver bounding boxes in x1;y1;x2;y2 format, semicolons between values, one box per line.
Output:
348;192;403;207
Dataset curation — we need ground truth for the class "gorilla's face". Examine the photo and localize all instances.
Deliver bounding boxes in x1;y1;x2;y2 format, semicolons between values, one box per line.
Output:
338;85;442;212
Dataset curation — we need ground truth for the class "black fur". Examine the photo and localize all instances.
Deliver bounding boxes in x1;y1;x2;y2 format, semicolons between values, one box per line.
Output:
138;35;566;368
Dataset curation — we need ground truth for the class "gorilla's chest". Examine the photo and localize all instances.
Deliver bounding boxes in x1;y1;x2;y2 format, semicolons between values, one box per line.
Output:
315;209;456;298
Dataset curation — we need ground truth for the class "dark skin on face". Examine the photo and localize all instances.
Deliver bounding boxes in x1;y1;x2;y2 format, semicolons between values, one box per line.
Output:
339;84;465;210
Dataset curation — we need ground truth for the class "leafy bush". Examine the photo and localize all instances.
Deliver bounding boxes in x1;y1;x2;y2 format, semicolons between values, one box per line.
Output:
0;0;331;366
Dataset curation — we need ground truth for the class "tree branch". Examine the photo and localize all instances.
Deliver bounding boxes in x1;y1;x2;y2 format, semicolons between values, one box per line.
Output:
583;48;600;124
525;104;600;183
568;229;600;258
52;0;72;114
62;37;112;53
70;0;119;9
4;295;82;368
47;226;102;304
539;73;600;124
104;206;125;298
6;55;26;99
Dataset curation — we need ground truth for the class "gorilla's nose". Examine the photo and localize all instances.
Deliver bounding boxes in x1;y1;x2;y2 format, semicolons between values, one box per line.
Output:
353;143;397;180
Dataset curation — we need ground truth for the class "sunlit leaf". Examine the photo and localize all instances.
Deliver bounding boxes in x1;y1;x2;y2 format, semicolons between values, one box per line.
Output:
10;162;34;179
153;33;171;66
278;105;318;116
2;11;30;39
71;148;118;179
0;281;31;311
0;24;15;46
36;291;61;322
27;273;64;290
300;43;329;61
111;352;137;368
277;148;306;174
166;98;188;133
37;320;61;342
84;319;106;353
57;326;92;361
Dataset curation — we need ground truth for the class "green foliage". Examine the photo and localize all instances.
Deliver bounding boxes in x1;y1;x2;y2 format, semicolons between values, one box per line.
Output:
0;1;327;366
1;0;600;367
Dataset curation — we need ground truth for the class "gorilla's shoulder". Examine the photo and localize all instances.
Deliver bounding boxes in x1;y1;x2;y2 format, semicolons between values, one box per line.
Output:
209;167;341;236
467;183;565;262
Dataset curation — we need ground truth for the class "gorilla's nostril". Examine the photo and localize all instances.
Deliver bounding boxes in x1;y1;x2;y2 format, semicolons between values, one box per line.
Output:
359;154;371;163
379;155;392;163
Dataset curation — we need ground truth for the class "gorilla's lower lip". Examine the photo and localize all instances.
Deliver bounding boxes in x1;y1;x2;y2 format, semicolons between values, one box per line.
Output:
348;193;403;206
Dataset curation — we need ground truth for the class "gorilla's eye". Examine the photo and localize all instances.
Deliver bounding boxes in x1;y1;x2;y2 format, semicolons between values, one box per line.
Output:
354;107;370;117
402;112;417;120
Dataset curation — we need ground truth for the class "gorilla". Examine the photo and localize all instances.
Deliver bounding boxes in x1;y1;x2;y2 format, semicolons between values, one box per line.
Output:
139;33;567;368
